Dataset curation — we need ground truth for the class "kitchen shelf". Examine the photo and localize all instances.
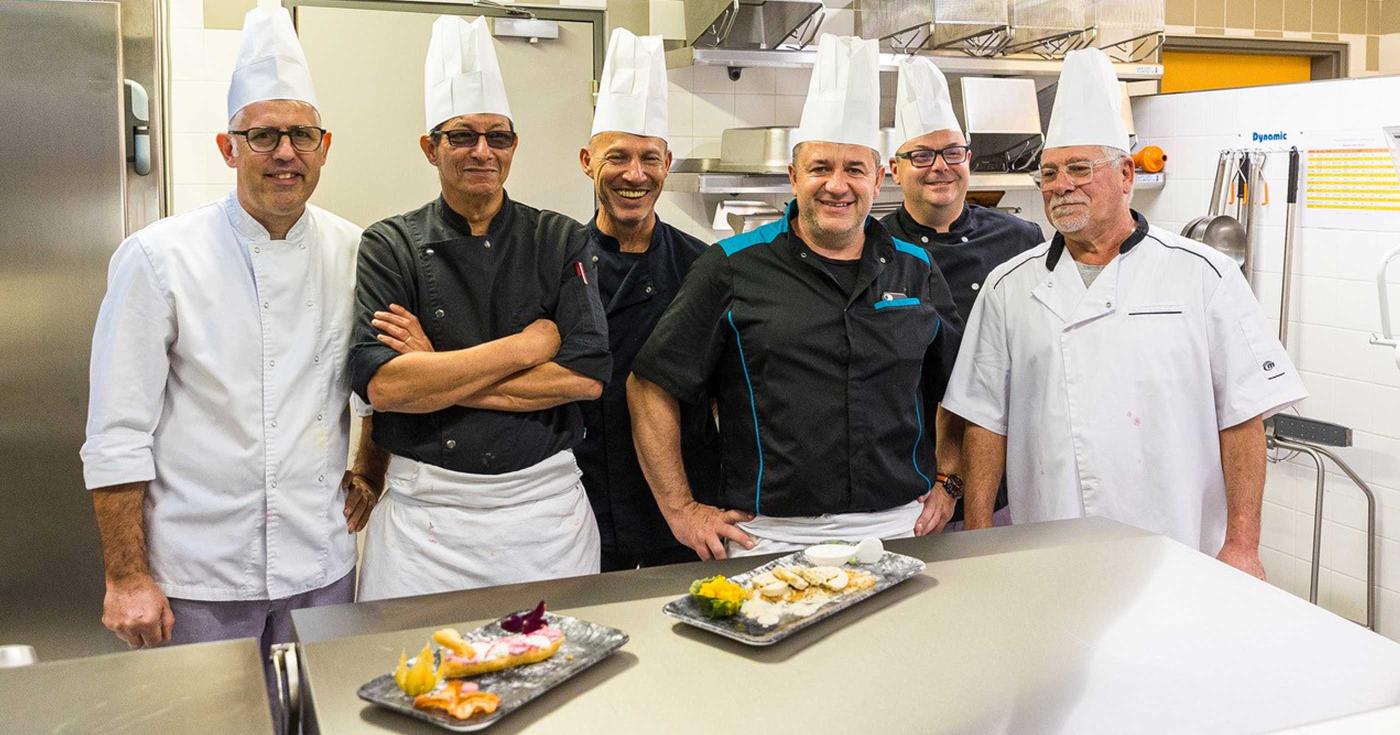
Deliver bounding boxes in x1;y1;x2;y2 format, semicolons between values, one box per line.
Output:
666;46;1163;81
666;168;1163;196
667;168;1038;195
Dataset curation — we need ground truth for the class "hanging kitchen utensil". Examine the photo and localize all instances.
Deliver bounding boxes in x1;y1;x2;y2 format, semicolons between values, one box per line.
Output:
1183;150;1231;239
1279;146;1301;345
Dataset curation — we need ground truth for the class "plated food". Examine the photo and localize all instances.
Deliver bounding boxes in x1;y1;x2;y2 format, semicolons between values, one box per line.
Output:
359;602;629;731
665;540;926;645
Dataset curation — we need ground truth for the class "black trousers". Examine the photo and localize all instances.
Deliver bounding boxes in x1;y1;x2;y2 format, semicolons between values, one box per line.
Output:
600;544;700;572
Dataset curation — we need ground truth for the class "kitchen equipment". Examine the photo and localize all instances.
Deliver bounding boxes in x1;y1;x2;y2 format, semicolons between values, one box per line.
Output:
1;0;161;663
662;549;926;646
1182;149;1247;270
1279;147;1301;344
1007;0;1092;57
1132;145;1166;173
688;0;824;51
1089;0;1165;61
859;0;1012;55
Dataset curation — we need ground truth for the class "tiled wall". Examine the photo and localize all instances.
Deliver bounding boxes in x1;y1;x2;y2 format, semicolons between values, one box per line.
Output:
1125;76;1400;638
1165;0;1396;72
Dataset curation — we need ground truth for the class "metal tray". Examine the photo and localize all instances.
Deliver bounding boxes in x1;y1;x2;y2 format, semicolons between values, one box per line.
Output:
357;612;628;732
662;549;926;646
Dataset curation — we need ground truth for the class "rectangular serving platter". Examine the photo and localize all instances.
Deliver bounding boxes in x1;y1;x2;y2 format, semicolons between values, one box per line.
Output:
662;549;926;646
357;612;627;732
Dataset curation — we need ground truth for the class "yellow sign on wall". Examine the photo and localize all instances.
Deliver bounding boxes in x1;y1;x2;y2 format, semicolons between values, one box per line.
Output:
1161;51;1311;94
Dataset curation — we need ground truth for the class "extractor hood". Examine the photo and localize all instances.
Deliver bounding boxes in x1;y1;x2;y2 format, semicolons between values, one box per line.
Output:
683;0;824;50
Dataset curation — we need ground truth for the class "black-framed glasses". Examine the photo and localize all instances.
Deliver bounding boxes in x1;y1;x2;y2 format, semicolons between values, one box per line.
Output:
432;128;518;150
895;145;971;169
228;126;326;153
1031;157;1119;188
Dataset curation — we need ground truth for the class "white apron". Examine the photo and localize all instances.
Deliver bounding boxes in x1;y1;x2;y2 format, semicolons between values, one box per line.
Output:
357;449;600;601
725;501;922;557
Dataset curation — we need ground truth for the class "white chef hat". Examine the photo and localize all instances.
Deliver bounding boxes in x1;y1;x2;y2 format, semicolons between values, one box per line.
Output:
1044;48;1130;152
591;28;669;141
893;56;962;148
790;34;882;156
424;15;512;132
227;6;319;121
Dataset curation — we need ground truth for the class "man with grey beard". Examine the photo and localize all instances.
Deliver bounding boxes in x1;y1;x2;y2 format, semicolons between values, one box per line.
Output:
941;49;1306;577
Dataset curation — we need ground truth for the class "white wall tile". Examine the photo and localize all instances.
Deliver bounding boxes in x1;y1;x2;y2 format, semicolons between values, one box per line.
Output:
734;94;775;127
168;0;204;30
1324;570;1368;623
169;28;209;82
170;80;232;134
692;64;737;94
203;29;244;86
170;132;234;187
667;83;694;138
692;93;736;138
774;95;806;126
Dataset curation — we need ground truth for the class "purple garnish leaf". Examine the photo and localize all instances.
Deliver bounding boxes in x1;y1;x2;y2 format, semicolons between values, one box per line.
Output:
500;600;547;633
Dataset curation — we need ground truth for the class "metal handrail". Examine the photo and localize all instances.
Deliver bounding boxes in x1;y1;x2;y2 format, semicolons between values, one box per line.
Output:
1270;437;1377;630
1370;245;1400;350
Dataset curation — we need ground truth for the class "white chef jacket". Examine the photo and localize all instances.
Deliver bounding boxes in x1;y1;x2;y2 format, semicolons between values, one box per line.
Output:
942;216;1307;552
81;191;365;601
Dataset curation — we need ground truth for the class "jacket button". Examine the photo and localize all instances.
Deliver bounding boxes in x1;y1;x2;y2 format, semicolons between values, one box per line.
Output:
971;282;980;291
879;257;886;263
435;309;445;318
592;255;599;263
800;252;807;258
644;286;653;294
484;240;492;249
445;439;457;449
425;248;435;256
961;236;969;243
921;236;928;243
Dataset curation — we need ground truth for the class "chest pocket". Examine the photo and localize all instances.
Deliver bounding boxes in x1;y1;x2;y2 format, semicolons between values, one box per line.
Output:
1122;303;1196;387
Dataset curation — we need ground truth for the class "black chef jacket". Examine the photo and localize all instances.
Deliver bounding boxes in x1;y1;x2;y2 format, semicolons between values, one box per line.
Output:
882;202;1043;521
575;215;720;559
632;200;964;517
882;203;1044;324
348;193;611;474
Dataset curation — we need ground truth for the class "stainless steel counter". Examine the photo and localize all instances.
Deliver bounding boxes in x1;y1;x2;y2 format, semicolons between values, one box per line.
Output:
292;518;1400;734
0;637;274;734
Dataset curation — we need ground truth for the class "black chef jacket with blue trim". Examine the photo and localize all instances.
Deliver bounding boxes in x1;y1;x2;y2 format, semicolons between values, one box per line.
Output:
632;201;964;517
882;203;1044;324
882;202;1043;521
348;193;611;474
575;216;721;557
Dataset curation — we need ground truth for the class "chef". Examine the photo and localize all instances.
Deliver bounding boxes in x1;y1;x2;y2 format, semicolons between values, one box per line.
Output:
628;35;963;559
942;48;1307;576
880;57;1043;530
574;28;720;571
81;3;373;682
349;16;610;600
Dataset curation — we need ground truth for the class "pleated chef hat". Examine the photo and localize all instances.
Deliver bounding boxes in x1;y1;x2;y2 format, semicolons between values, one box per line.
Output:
790;35;882;155
424;15;512;132
227;6;319;121
591;28;669;140
1044;48;1130;152
893;56;961;147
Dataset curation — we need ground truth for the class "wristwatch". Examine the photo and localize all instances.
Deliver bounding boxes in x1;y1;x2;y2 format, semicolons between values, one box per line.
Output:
935;473;964;501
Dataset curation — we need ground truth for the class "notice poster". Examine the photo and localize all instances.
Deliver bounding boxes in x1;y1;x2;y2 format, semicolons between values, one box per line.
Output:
1301;129;1400;230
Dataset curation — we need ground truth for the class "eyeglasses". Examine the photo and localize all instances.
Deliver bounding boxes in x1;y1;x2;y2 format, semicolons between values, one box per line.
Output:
1031;157;1119;188
895;145;971;169
228;126;326;153
433;128;518;150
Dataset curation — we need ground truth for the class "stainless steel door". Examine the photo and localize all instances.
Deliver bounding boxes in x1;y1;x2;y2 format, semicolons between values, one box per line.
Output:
0;0;128;659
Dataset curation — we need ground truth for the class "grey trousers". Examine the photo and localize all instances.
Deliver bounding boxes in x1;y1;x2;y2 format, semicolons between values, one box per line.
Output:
167;570;355;731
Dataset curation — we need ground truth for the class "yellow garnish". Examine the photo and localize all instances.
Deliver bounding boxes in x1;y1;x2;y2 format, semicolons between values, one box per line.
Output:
393;643;441;697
